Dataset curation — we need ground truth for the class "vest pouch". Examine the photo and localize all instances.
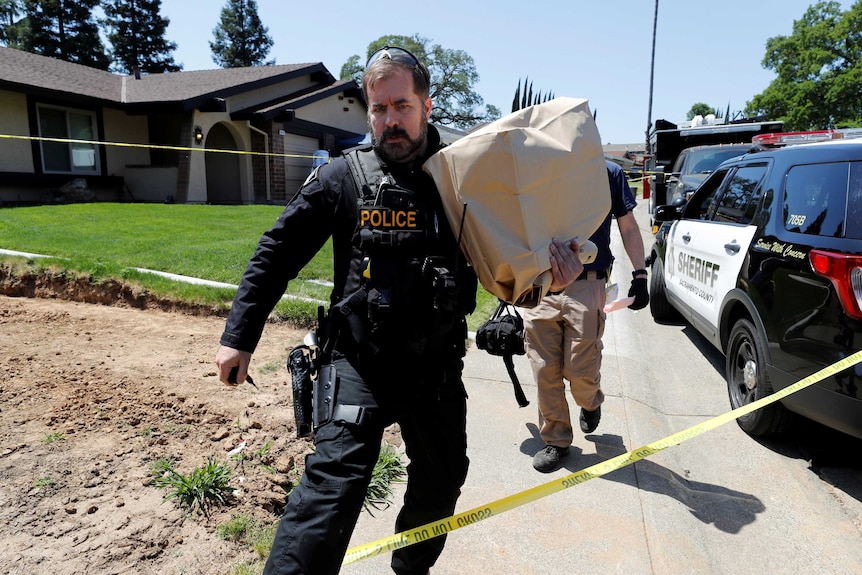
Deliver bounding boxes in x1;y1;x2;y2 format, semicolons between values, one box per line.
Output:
359;221;424;251
359;180;425;251
364;258;432;351
366;286;392;325
378;184;411;209
422;256;458;312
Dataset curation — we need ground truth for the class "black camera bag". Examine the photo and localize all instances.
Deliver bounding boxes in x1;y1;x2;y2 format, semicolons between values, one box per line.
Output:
476;300;529;407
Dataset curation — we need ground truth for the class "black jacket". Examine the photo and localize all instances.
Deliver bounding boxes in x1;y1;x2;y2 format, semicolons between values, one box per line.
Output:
220;125;475;355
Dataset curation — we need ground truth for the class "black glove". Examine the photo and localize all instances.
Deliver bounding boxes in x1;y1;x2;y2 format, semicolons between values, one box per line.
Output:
628;277;649;310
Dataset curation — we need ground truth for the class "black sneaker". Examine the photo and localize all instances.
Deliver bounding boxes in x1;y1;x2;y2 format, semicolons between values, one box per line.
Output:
579;406;601;433
532;445;569;473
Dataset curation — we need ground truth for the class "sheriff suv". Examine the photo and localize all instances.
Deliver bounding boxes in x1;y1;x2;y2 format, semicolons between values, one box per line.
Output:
648;139;862;439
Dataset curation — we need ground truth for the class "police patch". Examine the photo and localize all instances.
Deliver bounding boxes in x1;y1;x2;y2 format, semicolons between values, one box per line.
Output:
360;208;419;229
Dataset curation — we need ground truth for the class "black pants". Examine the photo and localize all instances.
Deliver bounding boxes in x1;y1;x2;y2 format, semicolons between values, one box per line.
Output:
263;349;469;575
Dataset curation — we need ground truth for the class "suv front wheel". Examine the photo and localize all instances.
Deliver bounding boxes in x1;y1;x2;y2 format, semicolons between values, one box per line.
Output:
649;255;679;321
726;318;792;436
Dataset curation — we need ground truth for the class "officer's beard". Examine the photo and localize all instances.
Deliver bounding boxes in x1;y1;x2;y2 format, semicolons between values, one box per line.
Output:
372;123;428;164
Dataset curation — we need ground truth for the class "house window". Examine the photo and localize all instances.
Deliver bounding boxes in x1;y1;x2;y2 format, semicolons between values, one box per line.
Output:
36;104;100;175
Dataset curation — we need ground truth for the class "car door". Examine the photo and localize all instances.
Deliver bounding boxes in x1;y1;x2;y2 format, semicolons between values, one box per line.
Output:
663;164;767;340
678;163;768;339
662;167;728;321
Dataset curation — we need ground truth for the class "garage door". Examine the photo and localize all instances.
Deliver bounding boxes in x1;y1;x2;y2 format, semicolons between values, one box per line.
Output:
283;134;321;198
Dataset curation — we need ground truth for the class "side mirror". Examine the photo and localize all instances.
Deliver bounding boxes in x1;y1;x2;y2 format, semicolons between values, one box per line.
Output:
653;204;682;223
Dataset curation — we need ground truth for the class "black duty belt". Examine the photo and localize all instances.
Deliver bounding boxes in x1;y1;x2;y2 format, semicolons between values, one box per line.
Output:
575;269;607;281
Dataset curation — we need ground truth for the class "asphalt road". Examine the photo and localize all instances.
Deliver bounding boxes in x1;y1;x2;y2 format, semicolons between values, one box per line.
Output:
341;199;862;575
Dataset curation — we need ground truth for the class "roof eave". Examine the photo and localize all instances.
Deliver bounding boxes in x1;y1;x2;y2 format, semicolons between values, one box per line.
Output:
174;63;334;111
0;79;121;108
230;81;363;122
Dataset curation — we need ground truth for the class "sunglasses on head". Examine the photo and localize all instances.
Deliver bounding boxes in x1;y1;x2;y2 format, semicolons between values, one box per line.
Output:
366;46;430;85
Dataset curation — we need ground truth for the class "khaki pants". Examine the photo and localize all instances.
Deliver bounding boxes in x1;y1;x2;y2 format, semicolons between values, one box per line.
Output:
523;277;606;447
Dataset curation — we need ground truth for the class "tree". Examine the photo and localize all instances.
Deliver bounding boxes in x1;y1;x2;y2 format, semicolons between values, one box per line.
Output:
103;0;181;74
0;0;25;48
686;102;717;120
745;1;862;130
210;0;273;68
511;77;555;112
17;0;109;70
339;54;363;86
342;34;501;129
510;78;599;121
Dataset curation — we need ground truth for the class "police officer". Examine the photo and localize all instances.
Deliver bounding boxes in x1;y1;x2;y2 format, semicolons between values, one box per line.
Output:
215;46;584;575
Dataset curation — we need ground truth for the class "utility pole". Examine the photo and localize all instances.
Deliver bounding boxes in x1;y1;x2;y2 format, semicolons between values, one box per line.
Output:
646;0;659;155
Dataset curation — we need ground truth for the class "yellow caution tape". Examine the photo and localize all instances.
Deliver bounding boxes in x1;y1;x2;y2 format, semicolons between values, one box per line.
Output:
0;133;329;160
342;349;862;566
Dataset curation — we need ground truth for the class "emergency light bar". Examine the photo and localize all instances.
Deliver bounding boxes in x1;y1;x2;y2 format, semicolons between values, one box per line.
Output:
752;130;837;147
752;128;862;147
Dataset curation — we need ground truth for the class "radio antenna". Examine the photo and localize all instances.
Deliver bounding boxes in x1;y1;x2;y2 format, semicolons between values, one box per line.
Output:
454;202;468;274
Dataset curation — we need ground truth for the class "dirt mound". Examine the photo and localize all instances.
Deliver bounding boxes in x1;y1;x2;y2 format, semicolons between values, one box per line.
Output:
0;282;312;574
0;262;229;316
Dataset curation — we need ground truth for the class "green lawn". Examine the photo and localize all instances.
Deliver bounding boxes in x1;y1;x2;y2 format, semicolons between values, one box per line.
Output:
0;203;498;330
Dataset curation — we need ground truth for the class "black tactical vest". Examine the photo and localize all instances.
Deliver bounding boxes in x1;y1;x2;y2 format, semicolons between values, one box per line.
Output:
334;146;476;355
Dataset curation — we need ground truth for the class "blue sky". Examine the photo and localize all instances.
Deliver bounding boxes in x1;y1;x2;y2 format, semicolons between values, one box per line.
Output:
158;0;851;145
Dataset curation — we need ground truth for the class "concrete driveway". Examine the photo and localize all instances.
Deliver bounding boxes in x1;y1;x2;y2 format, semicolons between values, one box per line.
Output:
342;200;862;575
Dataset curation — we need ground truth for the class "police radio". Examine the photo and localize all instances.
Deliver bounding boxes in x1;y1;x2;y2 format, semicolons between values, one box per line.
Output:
422;256;458;311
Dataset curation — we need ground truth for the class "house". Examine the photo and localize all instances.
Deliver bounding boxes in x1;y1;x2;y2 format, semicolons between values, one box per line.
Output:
602;142;646;172
0;46;368;205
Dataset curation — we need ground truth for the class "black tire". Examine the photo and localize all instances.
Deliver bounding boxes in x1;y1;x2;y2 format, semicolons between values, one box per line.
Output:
726;318;792;436
649;256;679;321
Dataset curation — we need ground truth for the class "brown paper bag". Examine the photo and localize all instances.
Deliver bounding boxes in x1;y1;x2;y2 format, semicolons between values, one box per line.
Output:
423;97;611;307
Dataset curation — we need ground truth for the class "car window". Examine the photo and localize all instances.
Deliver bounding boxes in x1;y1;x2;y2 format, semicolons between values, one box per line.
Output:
682;168;731;220
683;146;751;175
712;164;768;224
672;150;688;173
848;162;862;239
783;162;850;237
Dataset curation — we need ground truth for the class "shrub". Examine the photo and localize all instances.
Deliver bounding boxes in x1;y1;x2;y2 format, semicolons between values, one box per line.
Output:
364;442;406;514
153;455;235;516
